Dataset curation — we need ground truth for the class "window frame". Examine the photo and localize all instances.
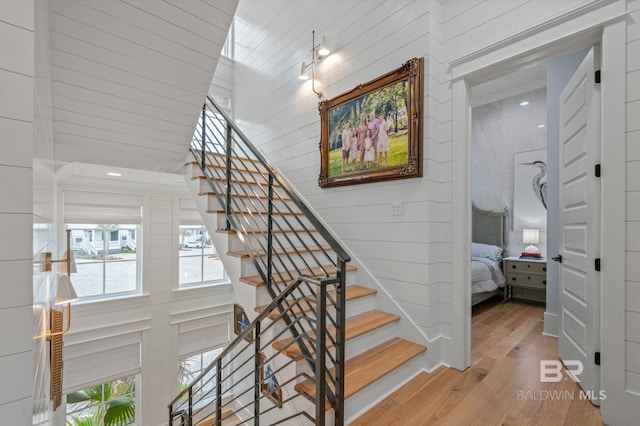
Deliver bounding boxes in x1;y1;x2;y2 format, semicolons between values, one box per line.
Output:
65;374;139;426
178;224;229;289
66;223;142;302
178;346;226;409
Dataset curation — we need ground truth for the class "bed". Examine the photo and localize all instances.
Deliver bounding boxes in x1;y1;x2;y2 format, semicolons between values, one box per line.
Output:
471;205;508;306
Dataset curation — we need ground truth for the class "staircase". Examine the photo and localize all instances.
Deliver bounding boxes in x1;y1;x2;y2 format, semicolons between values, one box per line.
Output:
169;97;427;425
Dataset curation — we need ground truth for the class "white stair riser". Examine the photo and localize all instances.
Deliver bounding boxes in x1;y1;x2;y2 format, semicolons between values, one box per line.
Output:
238;258;340;279
293;321;401;380
206;193;294;216
215;212;315;235
344;354;425;424
252;277;359;307
187;162;429;426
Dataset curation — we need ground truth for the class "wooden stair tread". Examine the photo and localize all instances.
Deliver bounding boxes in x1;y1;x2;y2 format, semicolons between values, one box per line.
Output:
208;209;303;217
228;245;332;259
294;337;426;409
192;175;281;186
198;191;290;201
216;228;316;236
254;285;377;318
197;409;235;426
272;310;400;358
186;161;269;176
189;152;265;165
240;264;357;287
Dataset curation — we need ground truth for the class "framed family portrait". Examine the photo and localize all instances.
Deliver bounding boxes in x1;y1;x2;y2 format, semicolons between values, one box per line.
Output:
318;57;424;188
258;352;283;408
233;304;253;342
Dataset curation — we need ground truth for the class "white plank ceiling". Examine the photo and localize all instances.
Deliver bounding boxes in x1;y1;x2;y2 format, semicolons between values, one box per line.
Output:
48;0;238;174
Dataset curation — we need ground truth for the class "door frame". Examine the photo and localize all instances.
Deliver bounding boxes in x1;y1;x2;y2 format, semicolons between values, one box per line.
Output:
448;2;626;423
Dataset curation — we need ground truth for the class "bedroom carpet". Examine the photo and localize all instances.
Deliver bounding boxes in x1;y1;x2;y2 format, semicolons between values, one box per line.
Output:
352;300;604;426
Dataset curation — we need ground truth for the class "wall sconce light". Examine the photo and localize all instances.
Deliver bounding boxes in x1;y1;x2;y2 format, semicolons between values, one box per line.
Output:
40;229;79;410
42;229;79;340
298;30;330;97
522;228;540;254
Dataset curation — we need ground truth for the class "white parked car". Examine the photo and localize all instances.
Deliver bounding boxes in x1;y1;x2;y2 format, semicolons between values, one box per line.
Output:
183;240;202;248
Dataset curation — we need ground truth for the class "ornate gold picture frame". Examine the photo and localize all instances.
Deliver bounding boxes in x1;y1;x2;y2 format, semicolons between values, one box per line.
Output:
319;57;424;188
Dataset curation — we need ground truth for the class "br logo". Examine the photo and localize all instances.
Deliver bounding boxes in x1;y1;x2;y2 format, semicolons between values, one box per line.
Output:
539;360;583;382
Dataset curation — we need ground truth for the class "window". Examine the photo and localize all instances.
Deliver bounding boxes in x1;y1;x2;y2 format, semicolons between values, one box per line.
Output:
179;347;224;405
66;375;136;426
179;225;228;288
67;224;141;300
221;21;233;59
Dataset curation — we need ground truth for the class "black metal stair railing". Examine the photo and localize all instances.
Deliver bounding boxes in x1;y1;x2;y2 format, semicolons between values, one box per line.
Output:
168;96;351;425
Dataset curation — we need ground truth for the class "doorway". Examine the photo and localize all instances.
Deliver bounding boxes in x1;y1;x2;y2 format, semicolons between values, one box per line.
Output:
469;67;549;308
449;17;628;423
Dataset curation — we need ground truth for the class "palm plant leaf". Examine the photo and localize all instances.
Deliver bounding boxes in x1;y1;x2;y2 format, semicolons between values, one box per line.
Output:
67;385;103;404
104;396;135;426
67;417;101;426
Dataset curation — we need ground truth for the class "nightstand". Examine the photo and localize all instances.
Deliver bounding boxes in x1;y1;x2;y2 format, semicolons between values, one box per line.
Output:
503;256;547;303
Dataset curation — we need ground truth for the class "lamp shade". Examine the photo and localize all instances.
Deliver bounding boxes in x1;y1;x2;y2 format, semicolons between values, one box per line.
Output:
55;274;79;305
522;229;539;245
298;62;309;80
318;36;330;56
56;250;77;274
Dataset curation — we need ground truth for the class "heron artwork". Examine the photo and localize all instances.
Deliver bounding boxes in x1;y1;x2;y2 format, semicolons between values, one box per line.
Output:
520;160;547;209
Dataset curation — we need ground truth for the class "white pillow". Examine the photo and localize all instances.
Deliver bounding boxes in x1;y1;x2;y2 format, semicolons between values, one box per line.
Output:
471;242;503;261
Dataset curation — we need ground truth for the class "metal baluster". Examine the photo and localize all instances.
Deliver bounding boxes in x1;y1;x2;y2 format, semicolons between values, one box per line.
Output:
216;358;222;426
188;387;193;426
224;122;233;230
254;321;261;426
335;259;347;425
316;281;327;426
201;104;207;171
267;174;274;290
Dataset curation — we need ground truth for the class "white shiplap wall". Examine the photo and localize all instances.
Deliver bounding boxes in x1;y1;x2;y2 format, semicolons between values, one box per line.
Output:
626;0;640;394
441;0;595;60
56;179;233;425
33;0;59;423
47;0;238;174
231;0;449;351
0;0;34;423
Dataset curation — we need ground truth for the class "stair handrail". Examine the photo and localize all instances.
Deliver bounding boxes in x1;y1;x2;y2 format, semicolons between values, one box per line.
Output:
168;275;332;425
203;95;350;264
178;96;353;425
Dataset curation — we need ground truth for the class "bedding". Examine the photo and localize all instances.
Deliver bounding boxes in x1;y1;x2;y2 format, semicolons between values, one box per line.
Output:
471;242;503;262
471;256;506;294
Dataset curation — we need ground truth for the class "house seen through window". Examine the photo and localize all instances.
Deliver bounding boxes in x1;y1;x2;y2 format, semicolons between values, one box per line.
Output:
179;225;228;288
66;224;141;300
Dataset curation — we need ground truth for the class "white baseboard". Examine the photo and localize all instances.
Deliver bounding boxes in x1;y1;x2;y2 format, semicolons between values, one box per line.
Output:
543;311;559;337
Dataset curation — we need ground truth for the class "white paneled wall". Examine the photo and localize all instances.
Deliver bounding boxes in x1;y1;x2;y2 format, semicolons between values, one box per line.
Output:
442;0;594;60
0;1;34;424
626;0;640;394
57;182;233;425
33;0;59;422
231;0;448;353
47;0;238;174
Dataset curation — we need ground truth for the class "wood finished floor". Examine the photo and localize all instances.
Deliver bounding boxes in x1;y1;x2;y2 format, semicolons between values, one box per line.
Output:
352;299;605;426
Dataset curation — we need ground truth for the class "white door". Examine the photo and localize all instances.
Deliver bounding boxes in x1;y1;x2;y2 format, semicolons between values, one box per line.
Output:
557;46;601;403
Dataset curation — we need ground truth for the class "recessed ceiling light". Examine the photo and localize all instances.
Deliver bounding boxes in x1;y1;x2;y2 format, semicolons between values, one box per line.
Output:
538;124;545;128
107;172;122;177
520;101;529;106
